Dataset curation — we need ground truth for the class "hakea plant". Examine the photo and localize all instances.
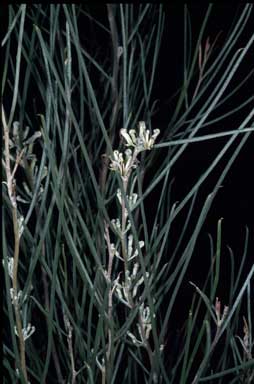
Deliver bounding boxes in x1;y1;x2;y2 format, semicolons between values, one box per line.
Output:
101;122;160;379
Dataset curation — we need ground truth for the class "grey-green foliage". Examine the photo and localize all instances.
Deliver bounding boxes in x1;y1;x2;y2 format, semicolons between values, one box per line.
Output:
2;4;254;384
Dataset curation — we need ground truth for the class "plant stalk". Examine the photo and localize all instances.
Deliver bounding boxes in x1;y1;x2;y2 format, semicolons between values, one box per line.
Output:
2;105;28;382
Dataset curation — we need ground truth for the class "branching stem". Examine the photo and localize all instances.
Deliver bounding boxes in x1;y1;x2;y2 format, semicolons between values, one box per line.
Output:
2;105;28;382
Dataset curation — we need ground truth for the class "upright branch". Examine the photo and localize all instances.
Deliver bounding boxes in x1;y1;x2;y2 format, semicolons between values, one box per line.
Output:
104;223;115;369
102;122;160;382
2;105;28;382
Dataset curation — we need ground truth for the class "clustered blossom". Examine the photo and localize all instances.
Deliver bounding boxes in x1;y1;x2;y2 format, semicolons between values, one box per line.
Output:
116;189;138;219
14;323;35;341
109;122;160;178
113;274;132;308
109;149;136;178
18;215;24;239
139;303;152;339
127;303;152;347
110;218;121;234
110;218;131;237
3;254;35;342
116;189;138;210
109;243;121;260
2;257;14;279
113;263;149;308
106;236;144;263
9;288;27;306
120;121;160;152
127;234;144;261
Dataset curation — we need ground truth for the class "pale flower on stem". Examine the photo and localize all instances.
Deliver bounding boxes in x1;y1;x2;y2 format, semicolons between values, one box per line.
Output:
110;218;131;237
109;149;137;178
18;215;25;239
113;274;132;308
120;121;160;152
127;303;152;347
9;288;26;306
106;121;158;372
109;243;121;260
113;263;149;306
132;271;149;299
14;323;35;341
116;189;138;217
2;257;14;279
127;234;144;261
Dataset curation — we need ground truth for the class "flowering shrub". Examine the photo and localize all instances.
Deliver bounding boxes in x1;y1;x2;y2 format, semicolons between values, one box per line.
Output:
2;4;253;384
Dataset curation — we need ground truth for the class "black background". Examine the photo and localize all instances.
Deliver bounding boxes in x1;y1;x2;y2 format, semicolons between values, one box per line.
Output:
154;3;254;317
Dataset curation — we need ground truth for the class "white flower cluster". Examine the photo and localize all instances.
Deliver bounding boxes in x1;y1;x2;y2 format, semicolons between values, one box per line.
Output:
18;215;24;239
3;258;34;341
109;122;160;178
116;189;138;216
105;121;158;354
127;303;152;347
109;149;136;178
120;121;160;152
111;218;131;237
109;243;121;260
9;288;27;306
127;234;144;261
113;263;149;308
2;257;14;279
14;322;35;341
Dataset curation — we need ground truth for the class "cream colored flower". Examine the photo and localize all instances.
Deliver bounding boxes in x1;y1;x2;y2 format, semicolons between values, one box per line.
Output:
14;323;35;341
109;149;136;178
120;121;160;152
